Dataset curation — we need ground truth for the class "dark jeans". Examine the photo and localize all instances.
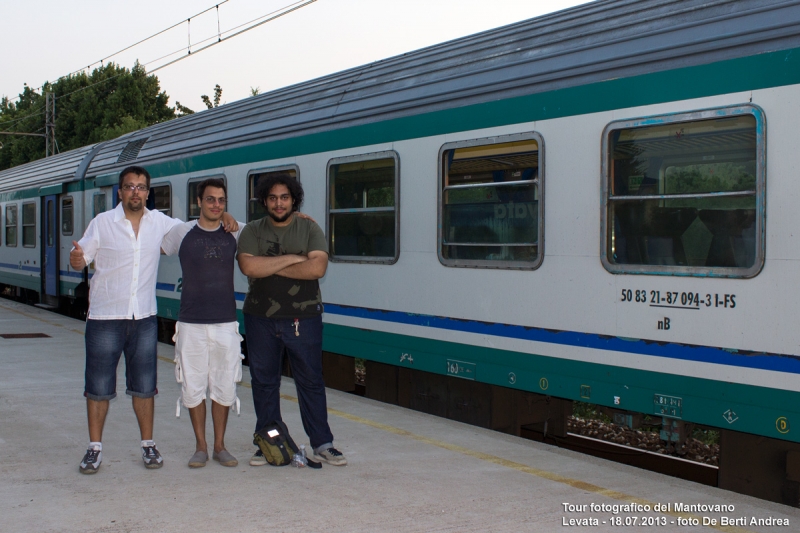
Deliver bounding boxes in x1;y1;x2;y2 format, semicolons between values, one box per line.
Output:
84;316;158;401
244;313;334;449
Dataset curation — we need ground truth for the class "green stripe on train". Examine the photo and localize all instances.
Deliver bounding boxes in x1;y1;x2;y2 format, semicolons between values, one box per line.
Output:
0;271;39;291
321;323;800;444
143;46;800;179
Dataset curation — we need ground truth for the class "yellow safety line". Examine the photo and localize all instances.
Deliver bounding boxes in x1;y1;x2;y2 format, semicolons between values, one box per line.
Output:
1;300;757;532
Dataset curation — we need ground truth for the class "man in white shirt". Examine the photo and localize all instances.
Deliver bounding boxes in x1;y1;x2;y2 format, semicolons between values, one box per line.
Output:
70;166;236;474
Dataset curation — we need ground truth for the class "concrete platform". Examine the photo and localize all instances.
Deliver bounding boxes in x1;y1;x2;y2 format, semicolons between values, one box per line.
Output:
1;298;799;533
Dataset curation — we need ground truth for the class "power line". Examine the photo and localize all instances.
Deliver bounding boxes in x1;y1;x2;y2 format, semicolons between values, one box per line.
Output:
4;1;230;103
54;0;318;102
143;0;315;72
67;0;231;79
0;105;46;128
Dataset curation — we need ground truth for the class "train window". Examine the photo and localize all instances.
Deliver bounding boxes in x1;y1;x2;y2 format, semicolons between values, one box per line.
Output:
148;184;171;216
247;166;299;222
439;134;544;269
93;193;107;217
187;176;226;220
22;202;36;247
61;197;74;235
5;205;17;247
602;105;765;278
327;152;399;263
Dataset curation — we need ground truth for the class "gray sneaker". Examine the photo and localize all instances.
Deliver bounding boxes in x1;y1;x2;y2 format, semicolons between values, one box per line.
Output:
315;447;347;466
79;447;102;474
142;445;163;469
249;449;267;466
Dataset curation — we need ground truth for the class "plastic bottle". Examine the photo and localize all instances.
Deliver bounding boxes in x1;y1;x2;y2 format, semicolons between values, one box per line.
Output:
292;444;307;467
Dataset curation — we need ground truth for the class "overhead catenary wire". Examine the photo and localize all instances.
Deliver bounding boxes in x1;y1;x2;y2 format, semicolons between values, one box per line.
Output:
51;0;318;102
0;106;46;128
5;1;232;103
0;0;318;143
149;0;317;73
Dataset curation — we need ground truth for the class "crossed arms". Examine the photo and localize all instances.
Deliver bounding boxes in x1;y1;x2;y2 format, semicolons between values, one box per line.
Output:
237;250;328;280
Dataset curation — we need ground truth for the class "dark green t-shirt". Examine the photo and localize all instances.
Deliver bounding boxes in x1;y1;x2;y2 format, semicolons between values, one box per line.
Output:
237;215;328;319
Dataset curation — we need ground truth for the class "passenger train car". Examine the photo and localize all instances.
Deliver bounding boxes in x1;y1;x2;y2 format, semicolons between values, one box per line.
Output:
3;0;800;504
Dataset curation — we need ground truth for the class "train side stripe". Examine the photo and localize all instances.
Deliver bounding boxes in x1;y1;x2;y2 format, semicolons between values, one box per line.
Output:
324;303;800;375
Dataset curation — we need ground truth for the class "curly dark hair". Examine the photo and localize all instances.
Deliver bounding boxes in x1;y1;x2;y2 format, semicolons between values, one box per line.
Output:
255;174;304;212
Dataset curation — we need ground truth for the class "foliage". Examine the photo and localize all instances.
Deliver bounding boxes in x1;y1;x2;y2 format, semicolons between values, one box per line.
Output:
201;84;223;109
250;86;261;96
0;62;176;171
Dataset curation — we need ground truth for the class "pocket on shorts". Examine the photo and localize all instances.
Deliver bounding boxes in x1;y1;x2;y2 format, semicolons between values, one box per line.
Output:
231;322;244;383
173;322;183;383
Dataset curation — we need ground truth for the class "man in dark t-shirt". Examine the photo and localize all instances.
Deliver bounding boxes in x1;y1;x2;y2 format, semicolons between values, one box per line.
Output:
237;174;347;467
162;178;244;469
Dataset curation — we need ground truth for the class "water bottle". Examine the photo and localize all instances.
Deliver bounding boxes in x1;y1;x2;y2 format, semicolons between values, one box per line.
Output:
292;444;307;467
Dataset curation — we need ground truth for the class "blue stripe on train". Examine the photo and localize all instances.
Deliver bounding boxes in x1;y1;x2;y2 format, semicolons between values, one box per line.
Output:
323;303;800;375
0;262;38;273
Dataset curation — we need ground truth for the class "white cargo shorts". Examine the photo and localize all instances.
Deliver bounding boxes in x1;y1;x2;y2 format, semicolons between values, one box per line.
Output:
172;321;243;414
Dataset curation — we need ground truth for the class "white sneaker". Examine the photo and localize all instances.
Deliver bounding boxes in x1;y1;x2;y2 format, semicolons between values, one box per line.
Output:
315;447;347;466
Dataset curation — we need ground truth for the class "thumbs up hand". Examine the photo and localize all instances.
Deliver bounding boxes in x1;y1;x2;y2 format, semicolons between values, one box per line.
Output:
70;241;86;269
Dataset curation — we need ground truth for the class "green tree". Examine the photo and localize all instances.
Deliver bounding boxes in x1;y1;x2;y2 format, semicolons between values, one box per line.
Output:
0;62;177;171
201;84;222;109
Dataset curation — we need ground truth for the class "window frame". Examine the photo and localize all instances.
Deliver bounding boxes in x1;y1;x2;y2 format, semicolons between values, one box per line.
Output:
600;104;766;278
187;175;226;220
246;164;300;223
148;182;172;217
326;150;400;265
5;204;18;247
437;132;545;270
61;196;74;236
22;201;36;248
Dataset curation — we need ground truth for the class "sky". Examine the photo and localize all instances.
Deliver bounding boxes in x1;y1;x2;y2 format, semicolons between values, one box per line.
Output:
2;0;590;112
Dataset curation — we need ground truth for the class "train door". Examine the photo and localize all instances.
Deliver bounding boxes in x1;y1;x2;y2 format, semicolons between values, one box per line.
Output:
42;194;59;299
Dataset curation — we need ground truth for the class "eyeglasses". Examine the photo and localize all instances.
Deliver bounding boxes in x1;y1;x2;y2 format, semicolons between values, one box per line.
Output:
121;184;149;192
204;196;227;205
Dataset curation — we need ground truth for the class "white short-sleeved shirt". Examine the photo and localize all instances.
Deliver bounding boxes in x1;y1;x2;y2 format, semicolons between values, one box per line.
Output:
78;203;182;320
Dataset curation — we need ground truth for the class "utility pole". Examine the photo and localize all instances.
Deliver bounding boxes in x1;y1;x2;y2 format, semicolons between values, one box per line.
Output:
45;92;56;157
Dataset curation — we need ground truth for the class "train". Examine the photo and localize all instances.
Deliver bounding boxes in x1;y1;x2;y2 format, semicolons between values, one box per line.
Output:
3;0;800;505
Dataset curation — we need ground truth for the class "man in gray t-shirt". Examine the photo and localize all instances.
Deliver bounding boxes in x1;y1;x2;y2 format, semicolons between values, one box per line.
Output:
237;174;347;467
162;178;244;469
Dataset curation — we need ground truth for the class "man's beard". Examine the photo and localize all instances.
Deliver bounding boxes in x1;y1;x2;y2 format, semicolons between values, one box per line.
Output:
268;209;292;223
126;198;143;212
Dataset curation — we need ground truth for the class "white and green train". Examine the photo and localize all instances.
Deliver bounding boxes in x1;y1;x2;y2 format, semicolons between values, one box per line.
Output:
3;0;800;503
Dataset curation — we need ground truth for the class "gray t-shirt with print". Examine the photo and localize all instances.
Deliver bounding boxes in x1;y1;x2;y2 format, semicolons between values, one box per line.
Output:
237;215;327;319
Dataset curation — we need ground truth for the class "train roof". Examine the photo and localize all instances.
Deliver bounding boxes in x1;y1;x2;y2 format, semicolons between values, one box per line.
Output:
2;0;800;191
0;144;96;194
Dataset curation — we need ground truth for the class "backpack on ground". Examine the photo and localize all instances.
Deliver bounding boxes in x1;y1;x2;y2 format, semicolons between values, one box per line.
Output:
253;420;299;466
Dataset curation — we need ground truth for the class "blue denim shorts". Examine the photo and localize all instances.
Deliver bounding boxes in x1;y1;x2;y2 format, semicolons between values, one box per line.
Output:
84;316;158;401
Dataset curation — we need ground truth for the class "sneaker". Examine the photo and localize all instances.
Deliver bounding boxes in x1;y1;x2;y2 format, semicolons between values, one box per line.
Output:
249;449;267;467
79;447;102;474
142;445;164;469
315;447;347;466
